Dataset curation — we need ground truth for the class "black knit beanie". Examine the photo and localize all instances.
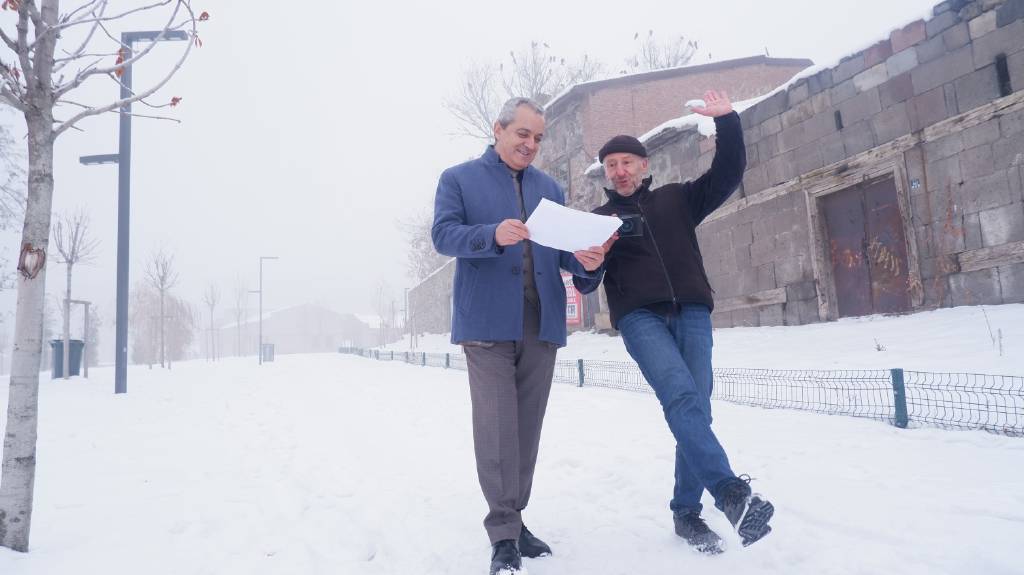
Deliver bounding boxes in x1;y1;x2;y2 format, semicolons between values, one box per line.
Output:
598;135;648;163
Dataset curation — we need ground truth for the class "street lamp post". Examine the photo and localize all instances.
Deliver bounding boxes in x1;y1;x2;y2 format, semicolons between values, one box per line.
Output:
252;256;278;364
78;30;188;394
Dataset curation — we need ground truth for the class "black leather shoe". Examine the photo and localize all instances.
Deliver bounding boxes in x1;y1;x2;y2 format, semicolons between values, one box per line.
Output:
489;539;521;574
518;524;552;558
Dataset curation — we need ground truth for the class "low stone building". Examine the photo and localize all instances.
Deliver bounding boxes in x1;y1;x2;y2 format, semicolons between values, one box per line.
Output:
575;0;1024;328
536;55;814;203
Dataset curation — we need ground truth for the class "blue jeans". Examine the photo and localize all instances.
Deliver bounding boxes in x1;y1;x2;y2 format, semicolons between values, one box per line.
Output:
618;305;735;515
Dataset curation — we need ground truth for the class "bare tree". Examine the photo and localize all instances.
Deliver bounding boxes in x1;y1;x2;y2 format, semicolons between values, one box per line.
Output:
0;0;205;550
231;276;246;356
145;249;179;369
622;31;699;74
0;120;24;231
51;209;98;379
130;283;193;365
202;282;218;361
398;206;450;282
445;41;605;141
84;305;99;368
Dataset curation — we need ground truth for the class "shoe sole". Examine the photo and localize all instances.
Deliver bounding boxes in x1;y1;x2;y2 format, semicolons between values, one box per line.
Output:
738;496;774;547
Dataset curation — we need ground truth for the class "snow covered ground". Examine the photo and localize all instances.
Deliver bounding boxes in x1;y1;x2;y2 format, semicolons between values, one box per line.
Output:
0;349;1022;574
392;303;1024;376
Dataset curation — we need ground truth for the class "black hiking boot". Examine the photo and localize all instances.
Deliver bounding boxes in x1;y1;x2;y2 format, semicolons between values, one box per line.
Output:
518;524;552;558
673;510;724;555
716;474;774;547
489;539;522;574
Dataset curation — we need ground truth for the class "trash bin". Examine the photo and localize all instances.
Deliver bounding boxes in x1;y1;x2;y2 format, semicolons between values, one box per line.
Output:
261;343;275;363
50;339;85;379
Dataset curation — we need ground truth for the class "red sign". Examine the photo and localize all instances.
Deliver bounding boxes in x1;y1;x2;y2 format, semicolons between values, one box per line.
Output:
562;273;584;326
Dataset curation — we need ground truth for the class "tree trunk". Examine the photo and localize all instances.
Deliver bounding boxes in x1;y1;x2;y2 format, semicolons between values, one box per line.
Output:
159;292;165;368
63;265;71;380
1;113;56;552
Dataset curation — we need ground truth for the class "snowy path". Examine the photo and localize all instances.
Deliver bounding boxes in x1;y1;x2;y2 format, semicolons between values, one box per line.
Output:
1;354;1022;574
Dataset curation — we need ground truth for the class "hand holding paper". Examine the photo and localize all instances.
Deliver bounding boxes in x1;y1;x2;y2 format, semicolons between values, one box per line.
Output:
524;198;622;253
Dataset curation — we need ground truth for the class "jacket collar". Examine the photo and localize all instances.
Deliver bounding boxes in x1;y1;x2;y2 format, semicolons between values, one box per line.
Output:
605;175;653;204
482;144;531;175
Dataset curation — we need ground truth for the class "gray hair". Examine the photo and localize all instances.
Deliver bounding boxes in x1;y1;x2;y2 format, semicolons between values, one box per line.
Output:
495;97;545;128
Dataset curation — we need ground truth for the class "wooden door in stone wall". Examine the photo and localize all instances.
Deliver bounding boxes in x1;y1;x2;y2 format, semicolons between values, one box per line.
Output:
822;178;911;318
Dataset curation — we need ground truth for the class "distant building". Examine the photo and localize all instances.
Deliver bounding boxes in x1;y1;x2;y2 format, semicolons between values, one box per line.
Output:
217;304;379;355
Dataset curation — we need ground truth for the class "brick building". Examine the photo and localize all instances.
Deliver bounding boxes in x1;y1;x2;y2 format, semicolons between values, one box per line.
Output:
574;0;1024;329
535;55;814;204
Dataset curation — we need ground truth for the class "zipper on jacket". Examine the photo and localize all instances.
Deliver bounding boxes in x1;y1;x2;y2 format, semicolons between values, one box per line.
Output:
636;197;678;305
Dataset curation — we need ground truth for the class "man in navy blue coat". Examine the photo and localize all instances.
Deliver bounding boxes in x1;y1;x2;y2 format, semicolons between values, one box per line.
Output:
433;97;608;575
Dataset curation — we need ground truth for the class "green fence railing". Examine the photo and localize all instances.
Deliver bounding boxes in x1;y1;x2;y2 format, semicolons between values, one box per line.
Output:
337;347;1024;436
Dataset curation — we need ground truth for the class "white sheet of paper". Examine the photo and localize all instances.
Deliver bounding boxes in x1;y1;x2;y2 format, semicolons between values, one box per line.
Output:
524;198;621;252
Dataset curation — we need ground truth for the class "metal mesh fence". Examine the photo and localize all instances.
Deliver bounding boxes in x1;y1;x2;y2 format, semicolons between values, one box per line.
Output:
337;348;1023;436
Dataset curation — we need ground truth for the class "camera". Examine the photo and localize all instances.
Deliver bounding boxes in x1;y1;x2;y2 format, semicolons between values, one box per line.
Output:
617;213;644;237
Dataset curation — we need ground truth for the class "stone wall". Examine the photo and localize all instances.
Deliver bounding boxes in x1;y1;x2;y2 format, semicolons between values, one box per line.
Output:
408;258;454;336
580;0;1024;328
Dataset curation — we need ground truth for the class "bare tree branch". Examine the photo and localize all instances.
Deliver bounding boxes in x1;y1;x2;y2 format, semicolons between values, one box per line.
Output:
53;0;188;101
52;1;108;74
51;210;100;266
53;3;197;136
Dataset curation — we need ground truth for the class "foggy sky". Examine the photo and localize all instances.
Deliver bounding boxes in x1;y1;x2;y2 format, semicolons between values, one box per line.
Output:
0;0;940;347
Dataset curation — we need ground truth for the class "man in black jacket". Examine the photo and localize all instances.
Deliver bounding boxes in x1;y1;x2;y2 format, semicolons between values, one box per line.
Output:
575;90;774;554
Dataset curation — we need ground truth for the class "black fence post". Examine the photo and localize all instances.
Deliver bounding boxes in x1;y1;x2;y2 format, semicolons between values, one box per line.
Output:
890;368;909;429
577;359;585;387
422;352;427;366
445;353;450;368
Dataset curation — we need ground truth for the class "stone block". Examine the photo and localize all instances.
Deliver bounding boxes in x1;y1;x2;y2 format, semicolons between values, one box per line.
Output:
1010;50;1024;97
979;203;1024;246
972;19;1024;70
923;131;964;160
960;144;995;179
795;143;825;175
962;170;1013;214
743;163;769;195
927;9;960;37
865;40;894;68
892;19;928;52
761;114;782;137
880;72;915;108
925;154;962;196
839;88;882;126
942;22;971;51
733;244;752;270
854;63;889;93
783;300;800;326
997;0;1024;27
908;85;954;132
807;68;835;95
933;1;953;16
842;121;877;156
796;296;821;324
949;268;1003;305
872;101;912;144
922;275;954;308
916;33;949;66
833;79;861;106
789;80;810;105
962;118;1001;149
834;54;867;84
711;310;734;329
778;123;807;153
750;237;777;267
731;308;759;328
819;131;846;166
757;263;777;291
786;279;818;301
732;221;754;246
999;262;1024;304
1000;107;1024;138
969;10;998;39
955;65;1002;113
766;151;799;186
758;303;784;327
775;253;810;285
993;132;1024;170
964;211;984;249
886;48;920;78
911;45;974;95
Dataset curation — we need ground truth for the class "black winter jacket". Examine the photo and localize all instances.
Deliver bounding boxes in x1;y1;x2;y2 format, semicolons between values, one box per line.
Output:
576;111;746;328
